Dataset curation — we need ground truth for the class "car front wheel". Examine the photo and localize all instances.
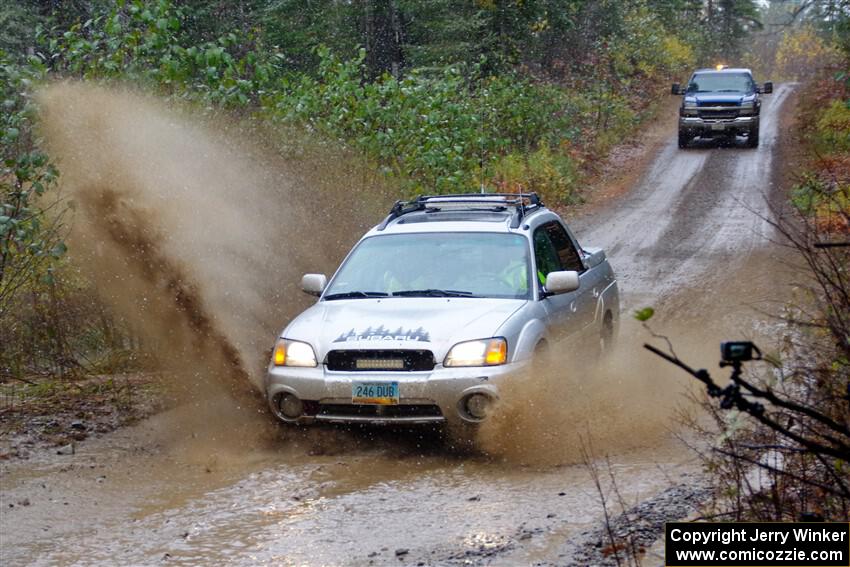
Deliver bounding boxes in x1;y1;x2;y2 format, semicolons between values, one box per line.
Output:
678;128;691;149
748;123;760;148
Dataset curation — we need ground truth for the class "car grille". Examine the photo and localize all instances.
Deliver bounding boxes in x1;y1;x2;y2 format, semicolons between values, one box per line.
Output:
697;102;739;120
318;403;443;418
699;110;738;120
325;349;436;371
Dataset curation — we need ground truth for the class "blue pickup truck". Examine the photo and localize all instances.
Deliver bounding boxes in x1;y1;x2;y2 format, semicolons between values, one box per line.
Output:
672;66;773;148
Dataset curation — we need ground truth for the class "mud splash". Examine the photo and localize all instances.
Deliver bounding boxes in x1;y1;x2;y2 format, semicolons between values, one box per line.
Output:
477;319;708;464
38;82;716;463
37;82;387;413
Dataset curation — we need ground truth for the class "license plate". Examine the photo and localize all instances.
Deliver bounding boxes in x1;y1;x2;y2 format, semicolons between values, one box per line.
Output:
711;122;725;131
352;382;399;405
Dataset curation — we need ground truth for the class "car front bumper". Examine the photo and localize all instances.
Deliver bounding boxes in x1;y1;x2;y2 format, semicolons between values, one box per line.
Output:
265;361;528;427
679;115;757;136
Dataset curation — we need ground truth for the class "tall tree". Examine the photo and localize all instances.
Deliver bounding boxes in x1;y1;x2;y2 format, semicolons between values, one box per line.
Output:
704;0;763;59
360;0;405;77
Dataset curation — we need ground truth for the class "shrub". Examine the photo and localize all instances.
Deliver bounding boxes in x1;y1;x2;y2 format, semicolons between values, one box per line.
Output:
489;146;579;203
816;99;850;153
774;26;842;81
272;47;579;196
43;0;282;107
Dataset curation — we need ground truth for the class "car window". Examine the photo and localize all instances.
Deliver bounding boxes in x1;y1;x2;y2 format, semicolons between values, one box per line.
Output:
325;232;532;300
542;221;585;272
533;227;562;286
687;72;754;93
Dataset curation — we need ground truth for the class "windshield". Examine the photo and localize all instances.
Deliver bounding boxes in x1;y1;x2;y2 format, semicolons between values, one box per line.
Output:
687;72;753;94
325;232;531;300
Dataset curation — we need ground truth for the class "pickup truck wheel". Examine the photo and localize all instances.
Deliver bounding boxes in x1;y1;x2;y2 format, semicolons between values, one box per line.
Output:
747;124;760;148
678;129;691;149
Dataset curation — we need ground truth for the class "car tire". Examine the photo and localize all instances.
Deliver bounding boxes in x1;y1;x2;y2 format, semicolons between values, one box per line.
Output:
678;129;691;149
748;124;759;148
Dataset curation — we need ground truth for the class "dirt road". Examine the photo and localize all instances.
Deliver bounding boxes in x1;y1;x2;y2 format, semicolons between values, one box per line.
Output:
0;85;795;566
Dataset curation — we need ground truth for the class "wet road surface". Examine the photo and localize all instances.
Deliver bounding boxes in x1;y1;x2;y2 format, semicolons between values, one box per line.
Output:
1;85;794;566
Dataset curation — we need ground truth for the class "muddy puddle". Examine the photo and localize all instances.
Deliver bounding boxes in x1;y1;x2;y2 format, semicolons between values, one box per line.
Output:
2;400;699;566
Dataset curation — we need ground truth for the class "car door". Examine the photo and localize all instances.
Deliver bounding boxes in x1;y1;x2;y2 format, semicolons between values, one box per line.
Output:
545;221;599;332
533;222;582;345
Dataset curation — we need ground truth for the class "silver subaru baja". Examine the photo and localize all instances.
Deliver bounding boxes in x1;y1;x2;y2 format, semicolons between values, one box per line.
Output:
265;193;619;435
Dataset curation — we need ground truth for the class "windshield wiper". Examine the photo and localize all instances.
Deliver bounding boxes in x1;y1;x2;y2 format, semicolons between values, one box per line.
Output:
324;291;389;300
392;289;476;298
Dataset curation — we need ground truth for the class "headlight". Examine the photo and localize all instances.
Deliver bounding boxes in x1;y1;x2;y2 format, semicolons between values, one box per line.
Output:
444;338;507;367
682;99;698;116
739;101;755;114
272;339;317;367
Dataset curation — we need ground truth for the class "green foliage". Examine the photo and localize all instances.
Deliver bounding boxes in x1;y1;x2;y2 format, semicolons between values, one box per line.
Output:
790;173;828;214
800;0;850;57
272;47;579;196
790;164;850;230
0;2;41;56
261;0;363;70
34;0;704;199
774;25;842;81
490;146;579;203
700;0;763;61
816;100;850;153
43;0;283;107
609;3;696;79
634;307;655;321
0;49;65;312
791;79;850;225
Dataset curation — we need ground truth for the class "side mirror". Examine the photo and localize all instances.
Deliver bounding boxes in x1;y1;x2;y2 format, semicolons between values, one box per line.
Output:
582;248;606;269
671;83;682;95
544;271;580;295
762;81;773;94
301;273;327;296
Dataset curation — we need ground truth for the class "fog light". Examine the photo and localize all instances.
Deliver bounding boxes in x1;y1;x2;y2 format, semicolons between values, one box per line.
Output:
465;393;491;420
279;393;304;419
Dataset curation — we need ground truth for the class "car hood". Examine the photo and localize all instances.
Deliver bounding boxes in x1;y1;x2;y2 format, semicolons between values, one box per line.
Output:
282;297;527;362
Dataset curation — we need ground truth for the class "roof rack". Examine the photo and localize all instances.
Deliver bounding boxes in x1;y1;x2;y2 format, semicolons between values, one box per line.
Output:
376;193;544;231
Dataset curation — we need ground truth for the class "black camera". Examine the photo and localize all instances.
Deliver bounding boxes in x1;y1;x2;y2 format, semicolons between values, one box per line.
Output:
720;341;756;363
